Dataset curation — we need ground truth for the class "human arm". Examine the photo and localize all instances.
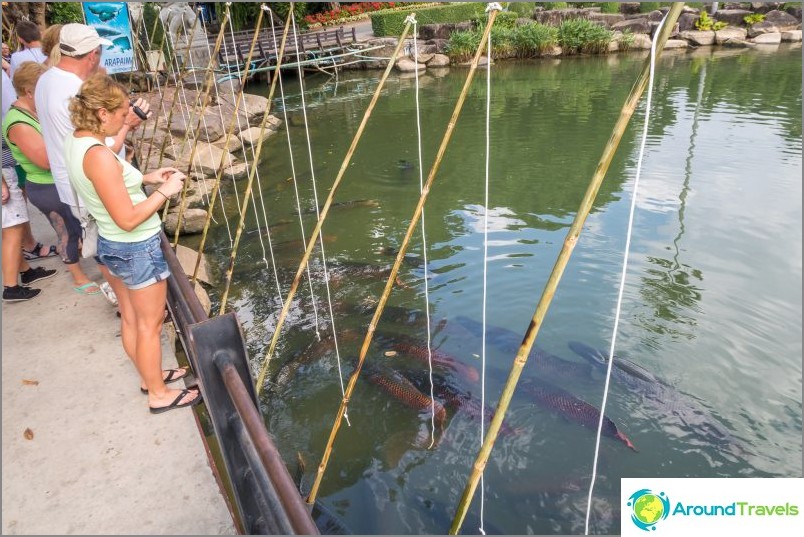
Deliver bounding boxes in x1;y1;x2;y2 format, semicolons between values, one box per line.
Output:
1;176;8;204
107;98;151;154
83;145;184;232
6;123;50;169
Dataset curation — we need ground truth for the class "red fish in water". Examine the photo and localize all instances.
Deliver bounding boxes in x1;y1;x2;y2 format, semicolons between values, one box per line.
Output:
520;378;637;452
365;366;447;431
382;337;480;384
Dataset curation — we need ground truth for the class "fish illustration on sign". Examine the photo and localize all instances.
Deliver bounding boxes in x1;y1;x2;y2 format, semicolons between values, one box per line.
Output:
87;3;124;22
111;35;132;52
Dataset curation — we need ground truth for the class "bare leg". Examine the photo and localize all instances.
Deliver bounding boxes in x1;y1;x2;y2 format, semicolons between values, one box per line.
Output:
126;280;199;409
2;223;25;286
65;262;95;287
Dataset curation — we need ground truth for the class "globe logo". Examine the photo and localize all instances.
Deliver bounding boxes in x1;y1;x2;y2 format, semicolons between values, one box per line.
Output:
627;489;670;531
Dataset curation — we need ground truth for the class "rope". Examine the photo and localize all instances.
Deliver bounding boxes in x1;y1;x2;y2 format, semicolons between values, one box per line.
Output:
255;20;416;394
405;13;437;451
478;5;499;533
305;10;500;508
583;11;668;536
289;11;350;425
267;11;324;345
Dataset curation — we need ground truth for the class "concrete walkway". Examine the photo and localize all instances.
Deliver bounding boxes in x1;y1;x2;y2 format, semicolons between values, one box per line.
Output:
2;208;236;534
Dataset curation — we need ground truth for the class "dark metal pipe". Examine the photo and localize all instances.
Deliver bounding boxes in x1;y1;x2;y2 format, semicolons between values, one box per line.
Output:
218;360;320;535
228;416;293;534
160;231;207;324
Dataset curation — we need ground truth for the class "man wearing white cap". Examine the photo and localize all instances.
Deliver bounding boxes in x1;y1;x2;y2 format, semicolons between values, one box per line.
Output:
35;23;150;301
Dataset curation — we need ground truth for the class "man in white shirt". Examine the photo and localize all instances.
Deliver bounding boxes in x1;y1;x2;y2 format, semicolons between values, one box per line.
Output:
35;23;150;301
9;20;47;78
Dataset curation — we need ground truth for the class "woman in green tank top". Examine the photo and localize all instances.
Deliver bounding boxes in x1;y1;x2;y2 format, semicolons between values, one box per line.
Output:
65;74;202;414
2;61;98;294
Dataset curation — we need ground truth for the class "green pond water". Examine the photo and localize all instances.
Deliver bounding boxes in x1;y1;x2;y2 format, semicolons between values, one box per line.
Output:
188;44;802;534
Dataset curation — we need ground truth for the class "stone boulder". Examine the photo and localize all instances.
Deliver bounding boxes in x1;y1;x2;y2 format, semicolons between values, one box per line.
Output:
663;39;688;49
238;126;278;147
164;208;209;235
620;3;642;15
533;8;589;26
785;4;802;21
680;30;716;46
418;22;472;41
782;30;803;42
722;37;755;48
629;33;653;49
612;18;651;34
678;12;700;32
764;9;800;27
753;32;782;44
714;9;752;27
427;54;450;67
396;57;426;72
715;27;748;45
750;3;783;14
588;12;624;28
168;112;225;143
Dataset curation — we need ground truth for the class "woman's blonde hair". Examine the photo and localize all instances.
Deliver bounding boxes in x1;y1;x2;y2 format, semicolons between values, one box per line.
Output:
41;24;62;67
11;61;47;95
69;74;129;134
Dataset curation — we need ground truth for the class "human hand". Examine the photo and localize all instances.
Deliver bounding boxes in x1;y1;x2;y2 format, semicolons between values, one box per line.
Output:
146;167;181;185
159;171;186;198
1;180;9;205
124;97;151;129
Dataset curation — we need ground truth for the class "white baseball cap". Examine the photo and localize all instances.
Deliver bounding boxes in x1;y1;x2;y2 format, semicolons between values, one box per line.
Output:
59;24;113;57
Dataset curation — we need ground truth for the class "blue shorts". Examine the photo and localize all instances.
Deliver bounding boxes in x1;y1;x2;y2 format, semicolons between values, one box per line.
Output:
97;233;171;290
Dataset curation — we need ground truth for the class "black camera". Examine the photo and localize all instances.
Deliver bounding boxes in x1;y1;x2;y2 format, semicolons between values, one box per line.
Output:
130;100;149;120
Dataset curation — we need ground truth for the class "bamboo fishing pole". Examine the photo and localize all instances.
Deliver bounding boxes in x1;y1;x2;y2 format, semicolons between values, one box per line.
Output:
170;9;231;245
304;7;501;507
448;3;685;534
214;4;300;313
191;4;290;285
151;9;201;186
134;4;166;163
253;18;415;393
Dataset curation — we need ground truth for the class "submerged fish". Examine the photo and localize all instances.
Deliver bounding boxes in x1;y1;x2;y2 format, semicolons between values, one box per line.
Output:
302;198;380;216
377;333;480;384
568;341;660;384
365;365;447;431
520;378;637;451
454;316;597;383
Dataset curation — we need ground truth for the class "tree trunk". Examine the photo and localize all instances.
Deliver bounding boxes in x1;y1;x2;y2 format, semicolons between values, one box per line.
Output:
29;2;47;29
3;2;47;32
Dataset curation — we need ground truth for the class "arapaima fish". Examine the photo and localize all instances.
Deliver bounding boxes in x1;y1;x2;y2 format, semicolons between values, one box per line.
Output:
365;366;446;430
378;334;481;384
519;378;637;451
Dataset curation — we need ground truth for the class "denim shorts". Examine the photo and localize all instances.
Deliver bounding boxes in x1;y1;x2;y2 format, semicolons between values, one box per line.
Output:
97;233;171;290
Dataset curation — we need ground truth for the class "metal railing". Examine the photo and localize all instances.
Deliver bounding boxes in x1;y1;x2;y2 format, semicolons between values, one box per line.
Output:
160;233;319;535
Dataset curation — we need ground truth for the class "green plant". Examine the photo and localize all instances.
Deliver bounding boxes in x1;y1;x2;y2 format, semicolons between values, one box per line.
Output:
618;28;636;51
507;2;537;17
471;10;518;29
511;22;558;56
599;2;621;14
639;2;661;12
744;13;766;25
695;11;727;31
557;17;613;54
46;2;84;25
445;29;480;62
370;2;483;36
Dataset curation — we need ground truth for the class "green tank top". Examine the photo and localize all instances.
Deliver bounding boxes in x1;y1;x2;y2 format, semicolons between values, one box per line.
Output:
64;134;162;243
1;106;54;185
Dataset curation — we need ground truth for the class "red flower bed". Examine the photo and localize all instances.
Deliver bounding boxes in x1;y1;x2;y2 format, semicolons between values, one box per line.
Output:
304;2;396;25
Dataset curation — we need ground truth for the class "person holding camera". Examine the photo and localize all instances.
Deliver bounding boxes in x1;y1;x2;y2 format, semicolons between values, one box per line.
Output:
65;74;201;414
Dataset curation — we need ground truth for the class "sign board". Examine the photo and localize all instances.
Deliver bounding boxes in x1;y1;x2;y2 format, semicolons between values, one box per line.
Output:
81;2;136;74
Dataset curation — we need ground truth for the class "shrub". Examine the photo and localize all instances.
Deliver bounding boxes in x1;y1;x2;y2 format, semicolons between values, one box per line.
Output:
639;2;661;12
46;2;83;25
618;28;636;51
695;11;727;31
511;22;558;56
471;10;518;29
744;13;766;25
445;30;481;62
370;2;483;36
599;2;621;14
507;2;537;17
558;18;613;54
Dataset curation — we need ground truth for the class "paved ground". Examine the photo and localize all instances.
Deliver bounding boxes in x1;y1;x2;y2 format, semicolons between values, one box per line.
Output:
2;208;235;535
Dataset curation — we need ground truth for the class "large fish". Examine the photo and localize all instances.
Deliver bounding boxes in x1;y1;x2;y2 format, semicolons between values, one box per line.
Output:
365;365;447;431
520;378;637;451
302;198;380;216
454;316;597;383
376;333;481;384
568;341;744;454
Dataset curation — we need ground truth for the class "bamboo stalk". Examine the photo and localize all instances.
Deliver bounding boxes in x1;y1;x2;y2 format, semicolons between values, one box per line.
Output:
215;3;300;314
304;9;501;507
191;5;289;285
170;9;231;245
139;5;191;167
252;18;416;393
152;11;201;182
448;4;685;534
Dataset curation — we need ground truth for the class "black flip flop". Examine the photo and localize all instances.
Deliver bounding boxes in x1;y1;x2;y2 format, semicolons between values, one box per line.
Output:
140;367;190;394
149;388;203;414
22;243;58;261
